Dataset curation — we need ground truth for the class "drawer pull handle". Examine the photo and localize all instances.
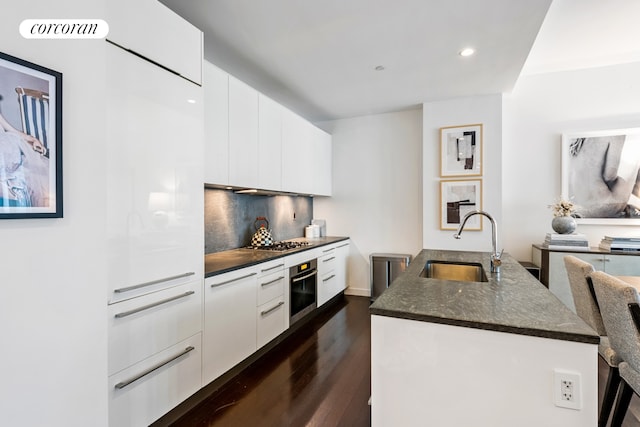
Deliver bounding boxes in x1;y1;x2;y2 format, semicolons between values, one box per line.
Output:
261;301;284;316
261;263;284;273
114;272;195;294
211;272;257;287
114;291;195;318
114;346;195;390
261;276;284;287
323;256;336;262
322;248;334;253
323;274;336;283
337;243;349;248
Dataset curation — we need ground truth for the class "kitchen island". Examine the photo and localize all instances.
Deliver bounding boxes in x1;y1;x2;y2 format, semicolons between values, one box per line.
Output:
369;249;599;427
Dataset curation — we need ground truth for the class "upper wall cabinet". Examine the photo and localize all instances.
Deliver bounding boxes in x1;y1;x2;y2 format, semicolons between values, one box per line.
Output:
203;61;331;196
107;0;203;85
204;61;229;185
228;76;260;188
258;94;283;191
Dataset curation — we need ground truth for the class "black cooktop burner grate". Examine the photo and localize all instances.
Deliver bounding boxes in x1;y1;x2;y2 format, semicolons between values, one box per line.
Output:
244;241;311;252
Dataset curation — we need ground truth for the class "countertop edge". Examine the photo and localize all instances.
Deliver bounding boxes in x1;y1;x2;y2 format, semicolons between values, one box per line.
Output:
370;308;600;345
204;236;350;278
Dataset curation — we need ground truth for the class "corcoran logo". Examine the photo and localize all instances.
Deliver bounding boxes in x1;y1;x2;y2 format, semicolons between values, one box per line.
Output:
20;19;109;39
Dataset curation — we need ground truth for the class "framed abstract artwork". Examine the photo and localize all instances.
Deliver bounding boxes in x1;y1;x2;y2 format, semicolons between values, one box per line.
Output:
0;51;62;218
440;123;482;177
440;179;482;230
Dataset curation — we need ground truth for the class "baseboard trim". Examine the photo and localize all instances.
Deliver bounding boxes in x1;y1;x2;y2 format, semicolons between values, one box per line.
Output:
345;287;370;297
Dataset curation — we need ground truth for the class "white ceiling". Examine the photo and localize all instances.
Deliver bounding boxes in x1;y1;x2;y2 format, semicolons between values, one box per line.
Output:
159;0;640;122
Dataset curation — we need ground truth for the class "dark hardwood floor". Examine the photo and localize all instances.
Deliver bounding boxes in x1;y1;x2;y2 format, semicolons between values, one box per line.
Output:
170;295;371;427
166;294;640;427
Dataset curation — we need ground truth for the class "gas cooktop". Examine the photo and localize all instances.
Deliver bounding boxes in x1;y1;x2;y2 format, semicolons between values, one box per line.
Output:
244;241;312;252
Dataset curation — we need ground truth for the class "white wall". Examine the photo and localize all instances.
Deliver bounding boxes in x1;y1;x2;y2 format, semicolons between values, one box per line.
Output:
0;3;108;426
314;109;423;296
503;62;640;261
422;94;503;253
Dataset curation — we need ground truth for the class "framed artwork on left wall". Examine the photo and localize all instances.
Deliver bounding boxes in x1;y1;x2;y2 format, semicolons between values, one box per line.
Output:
0;51;62;218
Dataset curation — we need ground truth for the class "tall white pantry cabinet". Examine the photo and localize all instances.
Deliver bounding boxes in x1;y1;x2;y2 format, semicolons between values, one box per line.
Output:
105;1;204;425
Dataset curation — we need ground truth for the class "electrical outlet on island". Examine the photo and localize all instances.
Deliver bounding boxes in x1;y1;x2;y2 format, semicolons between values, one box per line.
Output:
553;369;582;410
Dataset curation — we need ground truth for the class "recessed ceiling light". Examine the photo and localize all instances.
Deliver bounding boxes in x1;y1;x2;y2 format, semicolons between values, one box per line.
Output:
187;99;196;104
374;65;385;71
459;48;475;57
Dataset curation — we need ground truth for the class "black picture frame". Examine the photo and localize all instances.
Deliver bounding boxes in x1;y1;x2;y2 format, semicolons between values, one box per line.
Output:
0;51;62;218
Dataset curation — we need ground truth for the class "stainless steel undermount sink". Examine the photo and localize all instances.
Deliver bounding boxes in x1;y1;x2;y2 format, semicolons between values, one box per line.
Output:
420;260;488;282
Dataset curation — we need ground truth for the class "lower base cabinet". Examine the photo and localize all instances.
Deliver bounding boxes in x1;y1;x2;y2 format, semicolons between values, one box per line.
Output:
108;333;202;427
203;267;258;385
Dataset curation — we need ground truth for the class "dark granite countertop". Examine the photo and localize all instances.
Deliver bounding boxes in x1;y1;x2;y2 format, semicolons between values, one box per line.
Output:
369;249;599;344
205;236;349;278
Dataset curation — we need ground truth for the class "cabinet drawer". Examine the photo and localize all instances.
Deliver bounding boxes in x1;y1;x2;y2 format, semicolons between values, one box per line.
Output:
257;271;286;306
257;258;286;276
319;252;337;275
318;270;338;306
257;297;286;349
108;333;201;427
108;281;201;376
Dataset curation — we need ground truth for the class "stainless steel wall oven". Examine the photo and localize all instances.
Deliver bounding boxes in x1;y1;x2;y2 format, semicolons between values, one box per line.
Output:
289;258;317;324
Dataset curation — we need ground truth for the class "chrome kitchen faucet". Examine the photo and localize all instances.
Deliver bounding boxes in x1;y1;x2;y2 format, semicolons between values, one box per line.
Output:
454;210;503;274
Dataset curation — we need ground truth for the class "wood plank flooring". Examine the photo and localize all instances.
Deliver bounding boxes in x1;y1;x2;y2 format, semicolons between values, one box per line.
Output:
165;294;640;427
169;295;371;427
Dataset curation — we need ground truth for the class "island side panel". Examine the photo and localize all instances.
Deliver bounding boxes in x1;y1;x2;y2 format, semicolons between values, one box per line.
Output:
371;315;597;427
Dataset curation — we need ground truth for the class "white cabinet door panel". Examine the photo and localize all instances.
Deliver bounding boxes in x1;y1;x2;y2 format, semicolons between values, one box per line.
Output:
106;44;203;303
203;268;257;384
204;61;229;185
258;94;283;190
228;76;259;187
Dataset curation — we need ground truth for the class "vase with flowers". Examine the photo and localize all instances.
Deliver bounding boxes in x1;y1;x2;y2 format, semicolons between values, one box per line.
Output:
549;198;578;234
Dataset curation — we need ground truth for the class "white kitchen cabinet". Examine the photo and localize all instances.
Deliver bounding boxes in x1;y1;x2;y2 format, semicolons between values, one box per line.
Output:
256;261;287;348
317;244;338;306
281;108;313;194
108;333;202;427
532;245;640;312
203;267;258;385
317;241;349;306
204;61;229;185
228;76;259;188
258;94;283;191
106;0;202;85
106;42;204;304
335;241;350;293
311;126;332;196
108;280;201;376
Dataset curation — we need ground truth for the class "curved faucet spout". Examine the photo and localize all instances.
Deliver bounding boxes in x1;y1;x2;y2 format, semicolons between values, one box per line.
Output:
454;210;502;273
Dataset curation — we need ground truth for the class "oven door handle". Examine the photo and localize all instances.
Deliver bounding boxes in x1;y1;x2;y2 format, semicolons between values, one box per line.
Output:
291;270;317;283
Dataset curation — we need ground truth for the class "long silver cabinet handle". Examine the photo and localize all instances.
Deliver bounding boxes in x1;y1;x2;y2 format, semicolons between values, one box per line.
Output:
114;346;195;390
260;301;284;316
261;263;284;273
114;291;195;319
261;276;284;287
322;248;334;253
292;270;317;283
114;272;195;294
211;272;257;287
337;243;349;248
323;274;336;283
323;256;336;262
